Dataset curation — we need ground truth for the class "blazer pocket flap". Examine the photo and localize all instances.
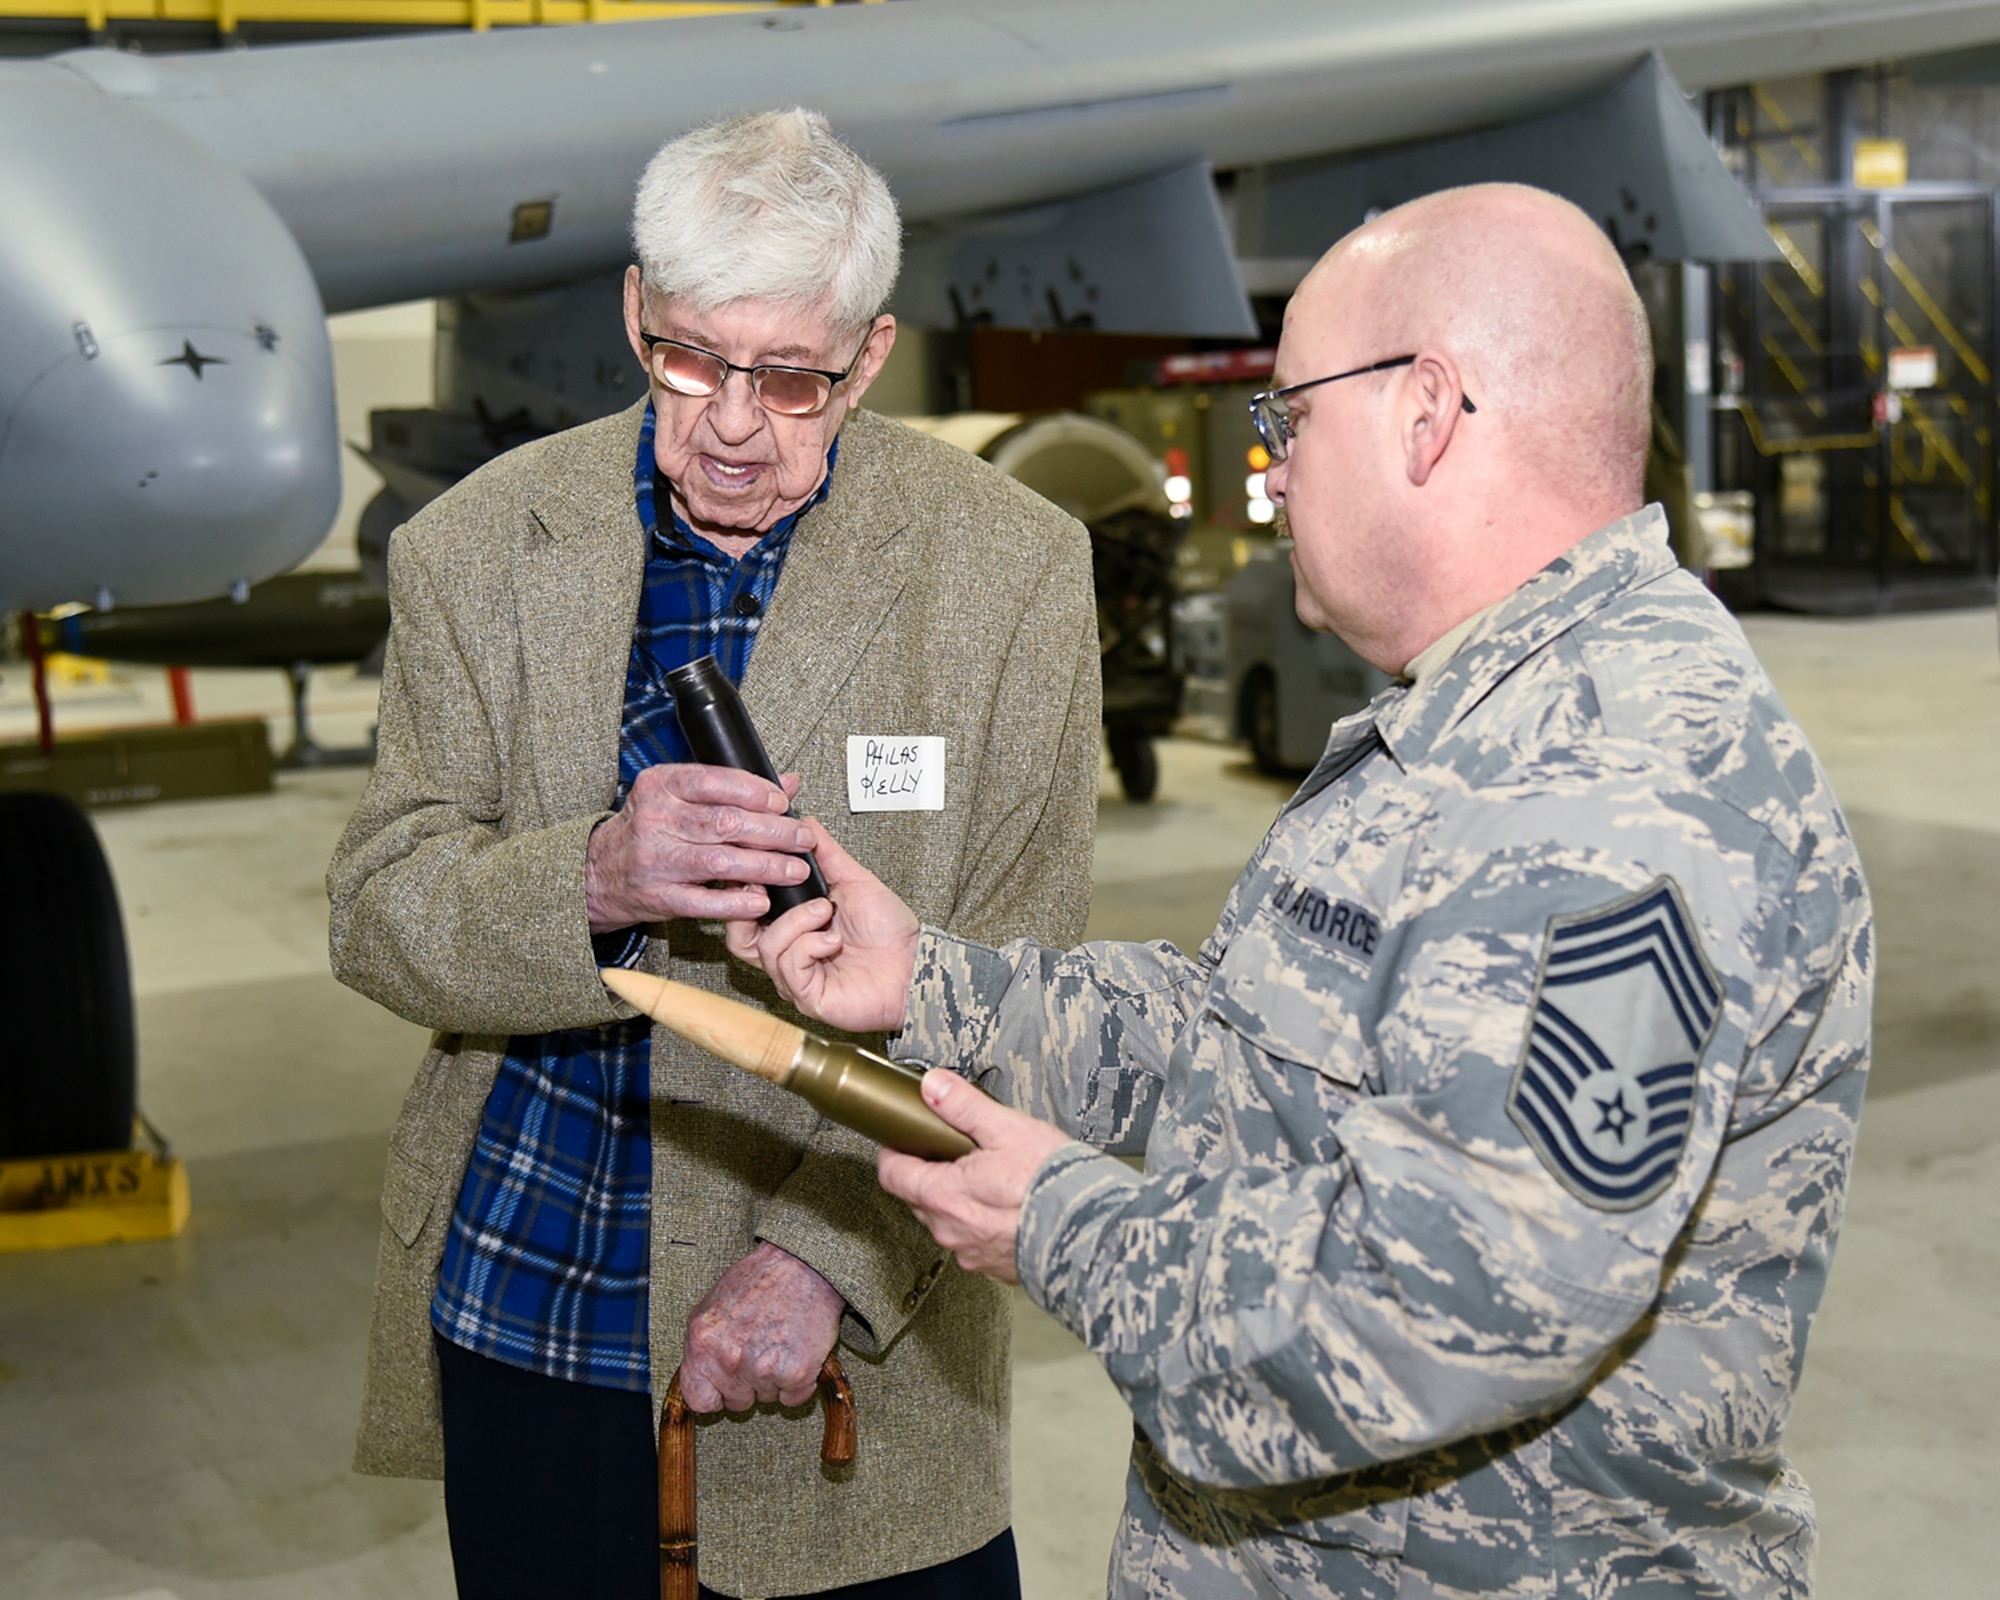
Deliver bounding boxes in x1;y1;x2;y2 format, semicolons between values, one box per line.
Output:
381;1146;445;1249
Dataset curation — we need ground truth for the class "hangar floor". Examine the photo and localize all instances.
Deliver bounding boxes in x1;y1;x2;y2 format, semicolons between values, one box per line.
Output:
0;608;1995;1600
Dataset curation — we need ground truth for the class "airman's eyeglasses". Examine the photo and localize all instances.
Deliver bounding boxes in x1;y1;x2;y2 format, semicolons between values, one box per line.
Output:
637;328;873;417
1249;355;1477;462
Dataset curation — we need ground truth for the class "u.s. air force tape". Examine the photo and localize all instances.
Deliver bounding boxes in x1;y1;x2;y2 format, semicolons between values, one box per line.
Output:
1267;873;1380;968
1507;877;1722;1211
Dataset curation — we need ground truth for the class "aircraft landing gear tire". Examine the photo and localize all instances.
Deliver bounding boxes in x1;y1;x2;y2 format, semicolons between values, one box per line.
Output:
1106;725;1159;802
0;792;135;1159
1244;670;1285;776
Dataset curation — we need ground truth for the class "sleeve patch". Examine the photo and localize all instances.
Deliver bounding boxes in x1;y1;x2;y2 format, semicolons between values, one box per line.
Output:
1506;878;1722;1211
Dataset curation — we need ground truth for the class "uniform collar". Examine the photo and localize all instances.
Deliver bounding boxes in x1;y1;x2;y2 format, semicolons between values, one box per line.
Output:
1399;594;1503;686
1372;505;1676;767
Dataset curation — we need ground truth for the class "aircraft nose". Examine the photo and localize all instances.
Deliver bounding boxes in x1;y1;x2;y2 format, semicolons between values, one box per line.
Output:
0;322;340;609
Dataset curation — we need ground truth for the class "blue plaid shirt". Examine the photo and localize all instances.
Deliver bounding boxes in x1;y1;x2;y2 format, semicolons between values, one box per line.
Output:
432;406;834;1390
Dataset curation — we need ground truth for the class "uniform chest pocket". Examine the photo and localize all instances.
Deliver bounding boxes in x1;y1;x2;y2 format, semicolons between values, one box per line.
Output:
1207;904;1379;1094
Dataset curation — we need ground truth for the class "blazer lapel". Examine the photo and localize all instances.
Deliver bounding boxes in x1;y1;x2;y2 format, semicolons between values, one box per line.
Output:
742;412;920;771
511;408;649;824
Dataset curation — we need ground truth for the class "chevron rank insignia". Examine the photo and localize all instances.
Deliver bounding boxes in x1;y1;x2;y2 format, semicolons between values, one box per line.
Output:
1507;878;1723;1211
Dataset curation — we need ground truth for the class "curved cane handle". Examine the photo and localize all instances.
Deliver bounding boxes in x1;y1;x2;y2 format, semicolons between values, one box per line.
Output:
659;1357;857;1600
818;1354;856;1464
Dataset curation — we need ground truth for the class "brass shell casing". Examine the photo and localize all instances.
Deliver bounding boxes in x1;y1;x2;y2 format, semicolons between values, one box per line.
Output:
782;1037;975;1162
600;966;973;1160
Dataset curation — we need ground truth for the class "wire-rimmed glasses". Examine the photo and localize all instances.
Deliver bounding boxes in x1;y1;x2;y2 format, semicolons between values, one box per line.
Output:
637;327;874;417
1249;355;1477;462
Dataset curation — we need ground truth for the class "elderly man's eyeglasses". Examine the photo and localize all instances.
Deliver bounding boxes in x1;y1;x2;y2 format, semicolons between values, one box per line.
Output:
1249;355;1477;462
638;329;872;417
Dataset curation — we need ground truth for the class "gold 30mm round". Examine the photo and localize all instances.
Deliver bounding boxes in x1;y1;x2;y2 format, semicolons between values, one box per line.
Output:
599;968;974;1160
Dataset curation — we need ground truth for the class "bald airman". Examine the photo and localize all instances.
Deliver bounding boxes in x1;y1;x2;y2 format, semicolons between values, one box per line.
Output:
728;183;1872;1599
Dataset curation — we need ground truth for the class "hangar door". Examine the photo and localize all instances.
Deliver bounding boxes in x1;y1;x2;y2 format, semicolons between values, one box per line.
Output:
1715;191;1998;611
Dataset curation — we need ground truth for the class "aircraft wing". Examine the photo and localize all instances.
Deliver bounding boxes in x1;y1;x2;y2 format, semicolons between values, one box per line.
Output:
7;0;2000;610
48;0;2000;311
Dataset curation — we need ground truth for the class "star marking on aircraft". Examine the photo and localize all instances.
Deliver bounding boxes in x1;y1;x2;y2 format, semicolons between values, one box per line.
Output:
159;340;227;379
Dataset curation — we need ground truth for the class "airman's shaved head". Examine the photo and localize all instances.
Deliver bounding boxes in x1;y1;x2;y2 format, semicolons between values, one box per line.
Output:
1266;183;1655;671
1327;184;1653;505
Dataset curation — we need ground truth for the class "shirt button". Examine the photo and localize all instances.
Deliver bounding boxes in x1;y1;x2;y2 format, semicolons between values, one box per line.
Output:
732;592;761;617
901;1292;921;1314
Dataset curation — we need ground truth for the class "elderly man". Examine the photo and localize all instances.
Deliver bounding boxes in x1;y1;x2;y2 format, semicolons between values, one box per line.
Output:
732;184;1872;1597
328;111;1098;1600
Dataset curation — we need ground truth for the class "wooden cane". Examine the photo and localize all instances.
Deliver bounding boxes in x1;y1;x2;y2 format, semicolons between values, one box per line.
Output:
658;1370;697;1600
659;1355;857;1600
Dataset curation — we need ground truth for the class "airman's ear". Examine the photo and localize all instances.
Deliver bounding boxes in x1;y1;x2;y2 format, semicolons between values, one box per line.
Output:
1403;351;1467;487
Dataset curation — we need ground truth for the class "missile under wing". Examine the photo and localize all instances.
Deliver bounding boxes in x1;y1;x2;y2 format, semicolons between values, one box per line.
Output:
10;0;2000;611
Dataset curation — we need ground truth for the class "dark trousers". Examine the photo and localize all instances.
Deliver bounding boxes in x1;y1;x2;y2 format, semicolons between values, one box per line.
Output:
435;1333;1021;1600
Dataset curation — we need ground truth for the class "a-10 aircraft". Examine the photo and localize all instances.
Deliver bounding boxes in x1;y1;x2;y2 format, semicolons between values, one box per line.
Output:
6;0;2000;616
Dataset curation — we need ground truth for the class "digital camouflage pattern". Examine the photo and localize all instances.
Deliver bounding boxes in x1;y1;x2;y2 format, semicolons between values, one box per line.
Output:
894;508;1872;1598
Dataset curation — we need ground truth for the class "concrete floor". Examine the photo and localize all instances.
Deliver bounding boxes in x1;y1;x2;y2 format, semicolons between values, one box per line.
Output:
0;607;1995;1600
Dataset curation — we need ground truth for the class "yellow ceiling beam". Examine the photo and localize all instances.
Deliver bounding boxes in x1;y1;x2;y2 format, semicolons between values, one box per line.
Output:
0;0;851;29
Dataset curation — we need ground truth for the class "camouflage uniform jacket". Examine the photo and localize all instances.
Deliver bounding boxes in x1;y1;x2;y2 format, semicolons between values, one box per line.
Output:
896;508;1872;1598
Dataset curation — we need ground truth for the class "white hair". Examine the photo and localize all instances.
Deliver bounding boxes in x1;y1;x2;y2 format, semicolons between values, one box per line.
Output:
630;108;901;336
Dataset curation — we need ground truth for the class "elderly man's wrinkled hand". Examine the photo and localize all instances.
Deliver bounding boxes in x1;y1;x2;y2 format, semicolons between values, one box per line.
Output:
585;763;816;930
724;818;920;1034
678;1241;846;1413
876;1071;1072;1285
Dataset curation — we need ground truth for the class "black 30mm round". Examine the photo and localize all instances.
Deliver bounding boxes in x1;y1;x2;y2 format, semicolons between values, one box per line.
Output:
665;654;829;919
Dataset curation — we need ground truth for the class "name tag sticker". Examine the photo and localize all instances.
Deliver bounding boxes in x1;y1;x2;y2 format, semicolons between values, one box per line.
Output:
847;736;946;812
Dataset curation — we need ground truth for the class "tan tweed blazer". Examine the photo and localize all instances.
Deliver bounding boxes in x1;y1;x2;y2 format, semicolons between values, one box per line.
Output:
327;403;1100;1596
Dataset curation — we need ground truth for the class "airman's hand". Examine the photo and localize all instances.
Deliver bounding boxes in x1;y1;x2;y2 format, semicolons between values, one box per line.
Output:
876;1070;1071;1284
725;819;919;1034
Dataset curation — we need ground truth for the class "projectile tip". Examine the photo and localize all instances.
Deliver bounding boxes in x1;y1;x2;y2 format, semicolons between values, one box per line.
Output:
600;966;666;1014
596;966;803;1086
